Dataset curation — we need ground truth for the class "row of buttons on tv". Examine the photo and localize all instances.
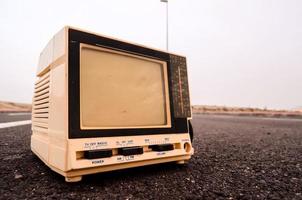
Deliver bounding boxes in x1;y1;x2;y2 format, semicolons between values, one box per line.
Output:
84;144;174;159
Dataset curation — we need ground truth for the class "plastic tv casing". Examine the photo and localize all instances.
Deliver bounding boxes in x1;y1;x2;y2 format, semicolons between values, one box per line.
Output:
31;26;194;182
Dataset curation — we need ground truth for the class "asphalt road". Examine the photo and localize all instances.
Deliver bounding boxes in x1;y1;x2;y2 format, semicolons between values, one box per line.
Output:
0;112;31;123
0;114;302;199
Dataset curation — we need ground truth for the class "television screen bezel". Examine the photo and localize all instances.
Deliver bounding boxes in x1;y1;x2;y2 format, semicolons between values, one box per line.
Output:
68;28;188;139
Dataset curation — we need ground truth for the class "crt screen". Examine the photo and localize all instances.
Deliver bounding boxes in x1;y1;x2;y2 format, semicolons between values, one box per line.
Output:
80;44;170;129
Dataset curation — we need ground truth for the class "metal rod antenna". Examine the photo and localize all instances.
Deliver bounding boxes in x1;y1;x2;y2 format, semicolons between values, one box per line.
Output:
166;1;168;51
161;0;169;51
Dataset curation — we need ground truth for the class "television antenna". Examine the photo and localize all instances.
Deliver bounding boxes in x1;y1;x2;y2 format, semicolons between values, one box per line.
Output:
161;0;169;51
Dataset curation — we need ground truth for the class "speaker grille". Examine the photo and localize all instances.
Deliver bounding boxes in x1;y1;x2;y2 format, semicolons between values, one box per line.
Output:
32;71;50;131
170;55;191;118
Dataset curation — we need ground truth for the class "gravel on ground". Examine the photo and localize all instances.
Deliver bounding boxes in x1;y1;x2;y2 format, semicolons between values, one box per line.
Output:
0;114;301;199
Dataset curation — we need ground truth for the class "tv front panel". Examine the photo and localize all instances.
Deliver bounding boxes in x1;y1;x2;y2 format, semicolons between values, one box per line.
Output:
31;26;193;182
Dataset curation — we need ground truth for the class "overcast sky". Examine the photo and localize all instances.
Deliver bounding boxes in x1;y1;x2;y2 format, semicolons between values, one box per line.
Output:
0;0;301;110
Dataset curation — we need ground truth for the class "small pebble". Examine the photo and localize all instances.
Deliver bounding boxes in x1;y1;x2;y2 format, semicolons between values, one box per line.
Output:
291;177;298;182
14;174;23;179
260;180;266;184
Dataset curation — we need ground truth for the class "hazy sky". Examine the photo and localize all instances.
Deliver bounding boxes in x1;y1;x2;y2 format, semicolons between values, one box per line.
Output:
0;0;301;109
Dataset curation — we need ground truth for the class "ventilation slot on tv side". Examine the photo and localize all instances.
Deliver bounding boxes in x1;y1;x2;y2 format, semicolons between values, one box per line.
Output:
32;71;50;131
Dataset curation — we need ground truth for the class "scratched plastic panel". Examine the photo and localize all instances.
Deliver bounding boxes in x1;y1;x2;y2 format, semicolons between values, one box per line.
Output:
170;55;191;118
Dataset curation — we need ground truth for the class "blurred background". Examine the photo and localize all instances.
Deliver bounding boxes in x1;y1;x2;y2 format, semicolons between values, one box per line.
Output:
0;0;301;110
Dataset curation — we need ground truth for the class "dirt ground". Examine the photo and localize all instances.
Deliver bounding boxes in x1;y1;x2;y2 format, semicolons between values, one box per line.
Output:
0;114;302;199
0;101;31;113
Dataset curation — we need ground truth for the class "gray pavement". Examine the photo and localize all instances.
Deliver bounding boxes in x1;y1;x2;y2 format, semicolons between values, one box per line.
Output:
0;112;31;123
0;114;302;199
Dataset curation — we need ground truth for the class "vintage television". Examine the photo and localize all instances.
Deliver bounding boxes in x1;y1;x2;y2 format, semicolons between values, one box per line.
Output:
31;26;194;182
